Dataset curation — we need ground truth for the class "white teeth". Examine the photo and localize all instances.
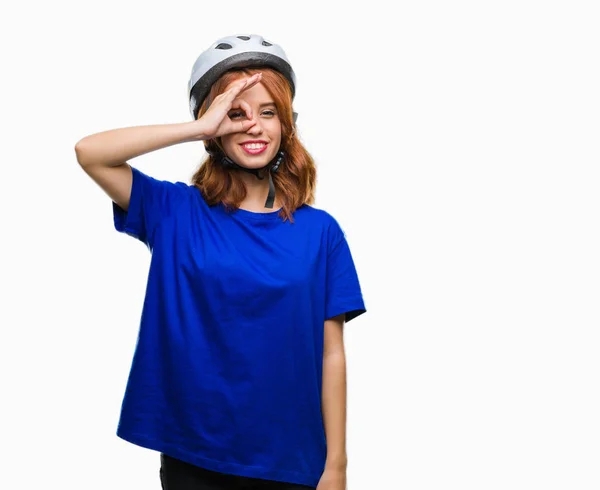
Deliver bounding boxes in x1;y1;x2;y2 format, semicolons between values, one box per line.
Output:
243;143;266;150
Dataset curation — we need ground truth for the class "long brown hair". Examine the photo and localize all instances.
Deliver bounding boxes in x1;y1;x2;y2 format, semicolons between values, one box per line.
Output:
191;67;316;222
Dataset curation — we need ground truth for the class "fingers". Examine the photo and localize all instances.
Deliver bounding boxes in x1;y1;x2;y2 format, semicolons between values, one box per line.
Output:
239;119;256;133
231;99;253;120
218;118;255;138
242;72;262;91
226;73;262;100
224;112;257;135
206;73;262;138
212;72;262;106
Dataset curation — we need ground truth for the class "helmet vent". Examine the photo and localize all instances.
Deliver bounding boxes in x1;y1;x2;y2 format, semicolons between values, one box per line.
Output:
262;41;272;46
237;36;250;40
215;43;233;50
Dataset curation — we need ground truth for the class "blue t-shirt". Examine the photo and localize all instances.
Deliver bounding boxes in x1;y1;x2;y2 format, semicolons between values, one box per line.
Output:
112;165;366;488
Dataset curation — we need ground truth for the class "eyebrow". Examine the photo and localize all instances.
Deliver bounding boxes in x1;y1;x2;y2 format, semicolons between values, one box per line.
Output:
229;102;276;112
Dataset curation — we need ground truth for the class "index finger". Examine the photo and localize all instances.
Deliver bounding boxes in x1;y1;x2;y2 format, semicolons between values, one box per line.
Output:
227;73;262;98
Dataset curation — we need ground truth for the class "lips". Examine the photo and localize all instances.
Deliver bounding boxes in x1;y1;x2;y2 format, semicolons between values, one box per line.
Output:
240;142;268;155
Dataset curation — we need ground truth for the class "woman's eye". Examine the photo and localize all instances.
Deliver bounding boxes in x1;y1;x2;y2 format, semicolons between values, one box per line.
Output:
229;110;275;119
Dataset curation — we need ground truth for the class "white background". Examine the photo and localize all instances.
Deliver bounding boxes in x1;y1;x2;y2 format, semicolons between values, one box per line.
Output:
2;1;599;489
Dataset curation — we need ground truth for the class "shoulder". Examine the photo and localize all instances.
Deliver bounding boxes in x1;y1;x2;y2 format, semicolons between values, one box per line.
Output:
131;165;195;197
296;204;339;226
297;204;346;246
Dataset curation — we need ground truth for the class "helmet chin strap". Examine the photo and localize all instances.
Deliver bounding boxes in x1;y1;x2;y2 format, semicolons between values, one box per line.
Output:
206;149;285;209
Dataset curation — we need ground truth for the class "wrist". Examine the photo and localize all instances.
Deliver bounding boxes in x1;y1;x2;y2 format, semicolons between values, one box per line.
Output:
182;120;208;142
325;455;347;470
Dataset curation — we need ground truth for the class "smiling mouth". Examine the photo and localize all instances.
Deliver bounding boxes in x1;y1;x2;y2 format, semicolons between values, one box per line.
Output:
240;143;268;155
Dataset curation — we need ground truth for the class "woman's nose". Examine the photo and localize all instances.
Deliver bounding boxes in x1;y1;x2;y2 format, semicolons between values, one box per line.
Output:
246;119;263;134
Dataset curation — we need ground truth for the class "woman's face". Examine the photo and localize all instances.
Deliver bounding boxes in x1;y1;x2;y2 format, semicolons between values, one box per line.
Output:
220;80;282;170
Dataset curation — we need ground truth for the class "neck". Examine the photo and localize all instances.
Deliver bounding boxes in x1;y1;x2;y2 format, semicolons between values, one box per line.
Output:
237;170;280;211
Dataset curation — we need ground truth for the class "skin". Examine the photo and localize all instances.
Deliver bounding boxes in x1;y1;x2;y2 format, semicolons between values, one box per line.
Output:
319;313;348;490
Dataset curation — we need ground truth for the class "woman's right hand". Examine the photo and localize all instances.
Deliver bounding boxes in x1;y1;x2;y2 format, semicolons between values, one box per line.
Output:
192;73;263;141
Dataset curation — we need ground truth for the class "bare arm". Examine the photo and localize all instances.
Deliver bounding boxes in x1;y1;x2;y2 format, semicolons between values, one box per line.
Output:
74;122;204;168
74;73;262;213
74;122;205;211
322;314;348;471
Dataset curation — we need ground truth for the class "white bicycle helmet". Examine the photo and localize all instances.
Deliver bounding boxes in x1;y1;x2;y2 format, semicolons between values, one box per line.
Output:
188;34;298;123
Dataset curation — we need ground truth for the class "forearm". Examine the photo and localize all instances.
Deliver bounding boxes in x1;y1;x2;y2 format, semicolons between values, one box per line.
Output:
75;121;204;168
321;352;348;469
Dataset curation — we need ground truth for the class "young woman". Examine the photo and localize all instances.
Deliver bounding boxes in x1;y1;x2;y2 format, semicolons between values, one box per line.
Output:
75;34;366;490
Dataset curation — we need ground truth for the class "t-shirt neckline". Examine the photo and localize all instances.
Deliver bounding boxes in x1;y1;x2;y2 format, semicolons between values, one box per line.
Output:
218;202;284;221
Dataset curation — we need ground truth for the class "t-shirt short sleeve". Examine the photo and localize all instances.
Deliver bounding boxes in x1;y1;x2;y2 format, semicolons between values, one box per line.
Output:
325;219;367;323
112;165;188;248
